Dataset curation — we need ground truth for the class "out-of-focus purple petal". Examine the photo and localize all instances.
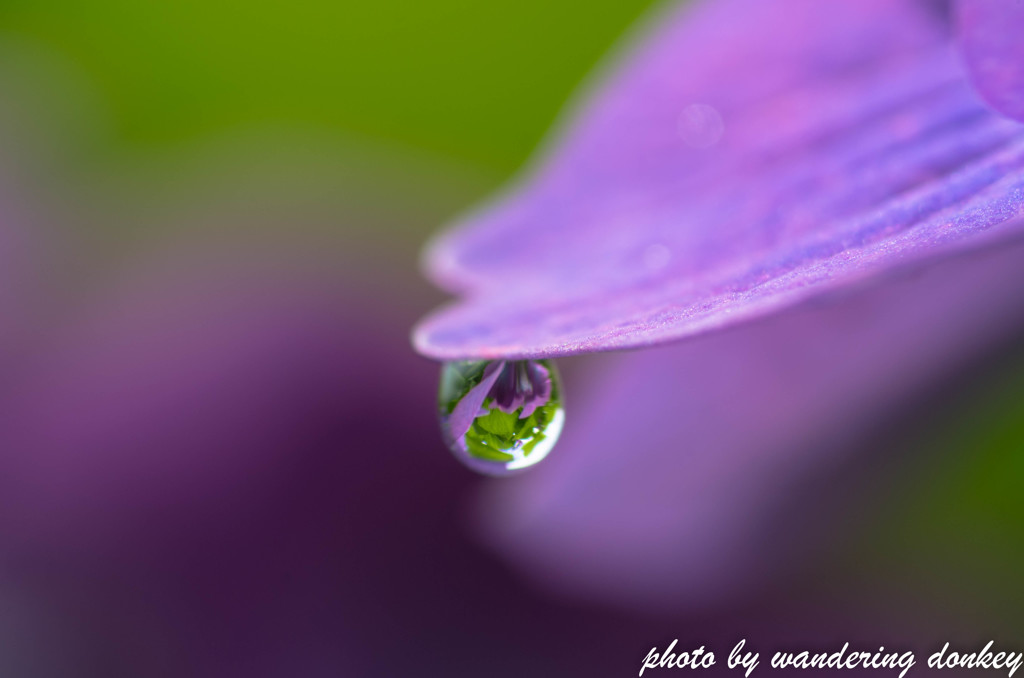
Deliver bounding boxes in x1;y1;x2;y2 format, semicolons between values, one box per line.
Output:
473;228;1024;611
448;360;506;440
0;242;425;549
956;0;1024;123
414;0;1024;359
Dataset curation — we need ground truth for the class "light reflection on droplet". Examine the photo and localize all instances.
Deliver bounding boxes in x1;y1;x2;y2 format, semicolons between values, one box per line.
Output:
437;359;564;476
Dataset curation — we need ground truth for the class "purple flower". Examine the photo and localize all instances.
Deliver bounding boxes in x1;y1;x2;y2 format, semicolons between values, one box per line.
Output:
491;360;552;417
408;0;1024;612
440;359;562;475
0;1;1019;670
412;0;1024;359
474;235;1024;611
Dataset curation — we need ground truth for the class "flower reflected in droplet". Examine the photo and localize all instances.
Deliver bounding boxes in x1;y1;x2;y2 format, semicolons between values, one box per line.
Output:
438;360;564;476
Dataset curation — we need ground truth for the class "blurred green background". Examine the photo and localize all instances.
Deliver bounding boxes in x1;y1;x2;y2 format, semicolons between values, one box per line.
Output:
0;0;663;268
0;0;1021;638
0;0;655;179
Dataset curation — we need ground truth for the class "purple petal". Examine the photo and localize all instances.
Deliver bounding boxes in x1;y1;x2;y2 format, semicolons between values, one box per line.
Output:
490;360;524;413
447;360;506;440
956;0;1024;122
473;228;1024;610
413;0;1024;359
518;361;552;418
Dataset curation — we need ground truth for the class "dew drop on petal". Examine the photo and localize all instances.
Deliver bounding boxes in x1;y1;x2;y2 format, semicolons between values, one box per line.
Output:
437;359;564;476
677;103;724;148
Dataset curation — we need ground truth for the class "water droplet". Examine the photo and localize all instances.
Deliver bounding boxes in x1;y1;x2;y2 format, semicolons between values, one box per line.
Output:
678;103;724;148
437;359;564;476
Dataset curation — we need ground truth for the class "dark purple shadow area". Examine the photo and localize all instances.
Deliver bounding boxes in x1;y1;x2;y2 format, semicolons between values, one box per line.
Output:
0;239;998;677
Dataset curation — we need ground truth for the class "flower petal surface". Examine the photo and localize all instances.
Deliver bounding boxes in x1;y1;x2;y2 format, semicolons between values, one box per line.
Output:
415;0;1024;359
474;230;1024;610
956;0;1024;122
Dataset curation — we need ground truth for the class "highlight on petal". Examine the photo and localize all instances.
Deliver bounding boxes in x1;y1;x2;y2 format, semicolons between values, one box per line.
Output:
956;0;1024;123
473;230;1024;611
412;0;1024;359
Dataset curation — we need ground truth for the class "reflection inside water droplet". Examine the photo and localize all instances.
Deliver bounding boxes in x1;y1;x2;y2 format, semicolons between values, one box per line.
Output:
438;359;564;476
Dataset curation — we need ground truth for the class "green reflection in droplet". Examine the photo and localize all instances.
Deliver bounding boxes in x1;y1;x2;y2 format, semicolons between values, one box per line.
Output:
438;359;564;476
